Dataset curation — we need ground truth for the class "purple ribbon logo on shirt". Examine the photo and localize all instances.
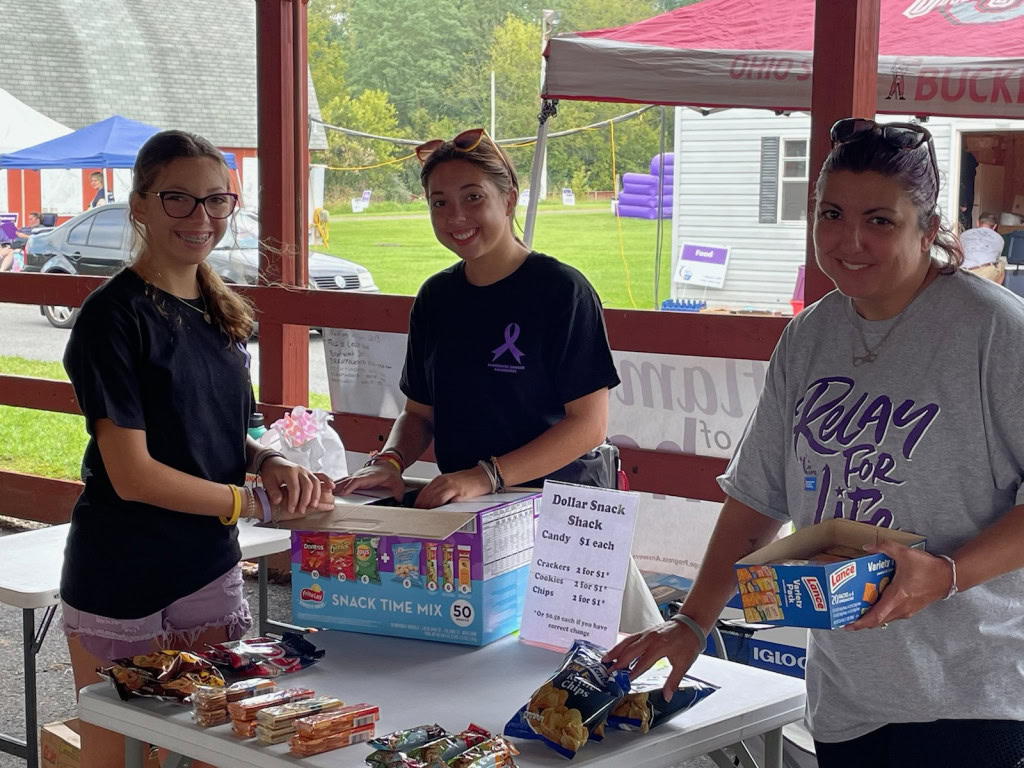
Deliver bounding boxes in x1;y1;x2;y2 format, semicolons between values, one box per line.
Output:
491;323;525;363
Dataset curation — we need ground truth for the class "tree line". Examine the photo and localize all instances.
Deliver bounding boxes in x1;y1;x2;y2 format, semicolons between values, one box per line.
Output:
308;0;700;204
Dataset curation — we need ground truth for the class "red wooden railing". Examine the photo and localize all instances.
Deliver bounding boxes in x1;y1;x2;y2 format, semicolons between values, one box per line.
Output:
0;272;788;524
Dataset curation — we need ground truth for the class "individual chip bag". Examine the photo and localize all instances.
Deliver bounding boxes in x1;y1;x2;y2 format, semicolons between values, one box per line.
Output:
424;542;439;590
392;542;424;588
441;543;455;592
443;737;520;768
367;723;448;752
99;650;225;703
330;533;356;581
300;532;329;574
457;545;472;594
397;724;490;766
504;639;630;759
355;536;382;585
199;633;324;678
605;662;718;733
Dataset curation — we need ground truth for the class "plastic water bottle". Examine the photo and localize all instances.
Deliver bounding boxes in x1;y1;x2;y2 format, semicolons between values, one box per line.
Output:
248;413;267;441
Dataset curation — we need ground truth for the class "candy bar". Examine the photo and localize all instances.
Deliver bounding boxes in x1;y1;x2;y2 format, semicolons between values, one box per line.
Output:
227;688;314;721
294;703;379;739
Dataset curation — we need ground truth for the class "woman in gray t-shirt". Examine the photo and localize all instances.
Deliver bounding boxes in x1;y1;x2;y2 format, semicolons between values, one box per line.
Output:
604;119;1024;767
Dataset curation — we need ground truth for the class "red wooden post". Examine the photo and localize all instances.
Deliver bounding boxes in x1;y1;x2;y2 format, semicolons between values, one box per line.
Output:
256;0;309;406
293;0;309;289
804;0;880;304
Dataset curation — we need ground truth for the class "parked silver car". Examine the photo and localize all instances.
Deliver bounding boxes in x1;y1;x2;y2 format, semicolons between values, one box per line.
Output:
22;205;377;328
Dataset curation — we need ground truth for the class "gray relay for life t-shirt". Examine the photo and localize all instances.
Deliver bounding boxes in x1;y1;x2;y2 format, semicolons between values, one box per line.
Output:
720;270;1024;743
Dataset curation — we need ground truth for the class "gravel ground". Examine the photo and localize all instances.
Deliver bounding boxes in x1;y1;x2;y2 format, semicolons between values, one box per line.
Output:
0;517;719;768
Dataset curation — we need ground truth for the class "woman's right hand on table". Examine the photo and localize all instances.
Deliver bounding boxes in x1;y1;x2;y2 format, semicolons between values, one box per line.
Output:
603;620;705;701
334;463;405;501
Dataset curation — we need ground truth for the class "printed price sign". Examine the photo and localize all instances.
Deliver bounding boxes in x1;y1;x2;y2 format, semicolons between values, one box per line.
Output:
519;481;639;651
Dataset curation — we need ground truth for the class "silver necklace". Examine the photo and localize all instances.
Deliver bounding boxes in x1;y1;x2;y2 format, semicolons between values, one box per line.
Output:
170;289;211;324
851;308;908;366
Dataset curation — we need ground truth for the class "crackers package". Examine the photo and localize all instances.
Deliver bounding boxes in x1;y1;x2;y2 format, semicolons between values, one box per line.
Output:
227;687;315;721
504;640;630;759
289;722;376;755
256;696;344;727
294;703;379;739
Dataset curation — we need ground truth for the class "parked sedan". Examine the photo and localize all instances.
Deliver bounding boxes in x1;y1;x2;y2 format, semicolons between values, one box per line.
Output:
22;204;378;328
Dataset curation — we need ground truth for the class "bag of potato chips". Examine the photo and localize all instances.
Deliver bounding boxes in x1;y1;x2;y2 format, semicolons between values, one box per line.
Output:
605;661;717;733
504;640;629;759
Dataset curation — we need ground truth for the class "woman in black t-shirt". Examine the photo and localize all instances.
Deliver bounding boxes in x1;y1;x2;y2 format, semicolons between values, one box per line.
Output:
62;130;334;768
337;129;621;508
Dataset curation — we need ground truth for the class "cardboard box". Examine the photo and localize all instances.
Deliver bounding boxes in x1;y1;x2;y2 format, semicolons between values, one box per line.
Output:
41;719;80;768
733;520;926;630
284;488;539;646
643;571;809;679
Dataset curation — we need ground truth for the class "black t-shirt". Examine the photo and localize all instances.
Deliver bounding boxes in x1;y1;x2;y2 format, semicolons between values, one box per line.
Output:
61;269;250;619
399;252;620;487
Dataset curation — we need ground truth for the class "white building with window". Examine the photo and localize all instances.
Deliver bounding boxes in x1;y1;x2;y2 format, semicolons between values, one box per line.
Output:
669;109;1022;312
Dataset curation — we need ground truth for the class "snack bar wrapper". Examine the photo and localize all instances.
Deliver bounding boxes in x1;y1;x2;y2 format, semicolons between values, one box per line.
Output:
99;650;225;703
191;678;276;712
295;703;380;739
605;663;718;733
442;737;519;768
289;723;376;756
368;724;448;753
198;633;324;678
504;640;630;759
390;725;490;766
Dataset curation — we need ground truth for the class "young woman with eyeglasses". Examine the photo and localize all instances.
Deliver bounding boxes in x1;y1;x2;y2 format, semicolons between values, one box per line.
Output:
604;118;1024;767
61;130;334;768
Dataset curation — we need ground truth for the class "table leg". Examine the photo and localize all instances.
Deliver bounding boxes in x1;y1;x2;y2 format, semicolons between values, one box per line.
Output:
258;558;269;637
163;752;193;768
125;736;144;768
0;606;58;764
764;727;784;768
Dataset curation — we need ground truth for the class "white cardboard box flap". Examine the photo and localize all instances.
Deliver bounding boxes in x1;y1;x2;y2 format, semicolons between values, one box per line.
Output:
738;519;926;566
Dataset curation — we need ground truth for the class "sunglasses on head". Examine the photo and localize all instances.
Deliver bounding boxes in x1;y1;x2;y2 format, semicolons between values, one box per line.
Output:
830;118;939;197
415;128;490;165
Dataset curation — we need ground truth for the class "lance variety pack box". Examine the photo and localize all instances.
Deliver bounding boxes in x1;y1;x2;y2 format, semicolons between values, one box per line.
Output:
733;519;926;630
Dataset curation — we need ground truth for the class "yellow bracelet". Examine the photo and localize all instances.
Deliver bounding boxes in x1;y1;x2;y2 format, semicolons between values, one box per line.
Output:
221;485;241;526
377;456;402;474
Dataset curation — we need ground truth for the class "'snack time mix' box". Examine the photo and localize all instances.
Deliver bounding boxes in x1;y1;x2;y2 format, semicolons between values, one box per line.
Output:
283;488;539;646
734;519;926;630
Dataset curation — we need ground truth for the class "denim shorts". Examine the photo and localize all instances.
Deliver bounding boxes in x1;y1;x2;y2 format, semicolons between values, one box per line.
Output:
62;564;252;662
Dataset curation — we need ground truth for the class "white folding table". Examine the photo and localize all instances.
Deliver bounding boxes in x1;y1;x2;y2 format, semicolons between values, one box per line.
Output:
78;629;806;768
0;520;292;767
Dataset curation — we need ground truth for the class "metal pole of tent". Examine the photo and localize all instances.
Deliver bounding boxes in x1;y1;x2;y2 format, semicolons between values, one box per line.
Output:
654;106;666;309
523;99;557;249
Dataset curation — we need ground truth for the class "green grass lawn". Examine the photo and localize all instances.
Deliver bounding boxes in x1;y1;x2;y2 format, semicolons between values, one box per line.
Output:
0;355;334;482
324;208;675;310
2;209;672;480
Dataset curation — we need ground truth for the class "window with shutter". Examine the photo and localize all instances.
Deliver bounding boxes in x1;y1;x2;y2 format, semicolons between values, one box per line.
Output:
759;137;780;224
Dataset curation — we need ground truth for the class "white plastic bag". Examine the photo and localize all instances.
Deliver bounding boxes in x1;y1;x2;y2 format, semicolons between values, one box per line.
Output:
260;406;348;479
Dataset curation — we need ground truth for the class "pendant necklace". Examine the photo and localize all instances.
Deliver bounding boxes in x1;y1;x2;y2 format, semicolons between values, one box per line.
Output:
850;265;935;366
170;288;211;324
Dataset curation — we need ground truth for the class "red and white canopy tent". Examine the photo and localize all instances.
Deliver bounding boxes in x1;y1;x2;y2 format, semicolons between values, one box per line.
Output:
523;0;1024;255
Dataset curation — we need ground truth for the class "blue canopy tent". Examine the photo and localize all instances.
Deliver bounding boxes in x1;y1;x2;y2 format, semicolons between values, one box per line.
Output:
0;115;237;169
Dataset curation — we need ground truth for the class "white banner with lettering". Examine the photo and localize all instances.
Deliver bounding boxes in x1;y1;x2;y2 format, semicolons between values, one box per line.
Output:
323;334;768;580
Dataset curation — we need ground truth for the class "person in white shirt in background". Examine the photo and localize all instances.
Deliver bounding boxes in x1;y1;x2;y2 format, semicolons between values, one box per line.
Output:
960;212;1006;284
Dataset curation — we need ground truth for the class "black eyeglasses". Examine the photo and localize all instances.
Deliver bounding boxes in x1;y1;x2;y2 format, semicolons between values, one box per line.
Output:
141;191;238;219
830;118;940;200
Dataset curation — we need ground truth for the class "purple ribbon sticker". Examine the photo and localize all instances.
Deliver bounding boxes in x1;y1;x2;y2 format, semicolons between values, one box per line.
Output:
492;323;525;363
